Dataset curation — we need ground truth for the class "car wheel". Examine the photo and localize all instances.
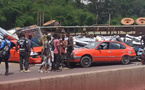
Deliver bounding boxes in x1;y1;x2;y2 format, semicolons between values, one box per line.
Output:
121;56;130;65
80;56;92;68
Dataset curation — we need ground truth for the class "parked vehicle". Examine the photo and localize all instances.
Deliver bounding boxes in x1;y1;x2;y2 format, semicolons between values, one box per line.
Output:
141;48;145;64
71;41;136;68
9;40;42;64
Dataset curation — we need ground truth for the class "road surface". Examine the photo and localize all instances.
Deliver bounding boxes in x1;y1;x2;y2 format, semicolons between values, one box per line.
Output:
0;61;143;82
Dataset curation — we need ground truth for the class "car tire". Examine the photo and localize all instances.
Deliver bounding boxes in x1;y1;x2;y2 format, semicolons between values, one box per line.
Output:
121;55;130;65
80;56;92;68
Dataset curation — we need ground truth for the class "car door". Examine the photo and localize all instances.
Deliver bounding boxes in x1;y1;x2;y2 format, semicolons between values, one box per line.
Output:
9;42;20;62
93;42;110;61
109;42;126;61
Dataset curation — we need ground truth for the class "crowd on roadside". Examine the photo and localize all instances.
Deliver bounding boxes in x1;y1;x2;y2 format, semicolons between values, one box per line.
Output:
0;31;74;75
38;31;74;73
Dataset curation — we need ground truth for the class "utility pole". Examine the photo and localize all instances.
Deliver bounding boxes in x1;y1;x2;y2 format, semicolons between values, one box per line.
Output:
108;0;111;26
37;12;44;26
109;13;111;26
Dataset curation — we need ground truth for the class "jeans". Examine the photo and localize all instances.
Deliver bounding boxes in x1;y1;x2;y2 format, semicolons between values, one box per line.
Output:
0;54;9;74
19;52;29;70
42;55;52;67
52;54;60;70
66;51;72;68
61;53;66;66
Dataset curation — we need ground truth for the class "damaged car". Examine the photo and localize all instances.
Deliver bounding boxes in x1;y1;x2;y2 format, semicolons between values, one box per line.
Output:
9;40;42;64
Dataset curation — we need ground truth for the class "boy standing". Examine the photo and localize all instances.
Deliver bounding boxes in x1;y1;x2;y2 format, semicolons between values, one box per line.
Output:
38;35;52;73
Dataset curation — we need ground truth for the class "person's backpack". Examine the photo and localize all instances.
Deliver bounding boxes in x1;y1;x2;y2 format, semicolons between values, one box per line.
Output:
0;40;11;58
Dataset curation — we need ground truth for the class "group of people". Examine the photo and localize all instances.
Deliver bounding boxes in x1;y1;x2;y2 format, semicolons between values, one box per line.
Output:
39;32;74;73
0;33;34;75
0;32;74;75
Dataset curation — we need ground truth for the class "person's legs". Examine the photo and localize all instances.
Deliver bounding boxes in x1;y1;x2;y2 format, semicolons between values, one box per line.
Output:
53;54;57;71
56;54;60;70
48;57;52;70
61;53;66;67
19;53;24;71
4;56;9;75
66;51;71;68
44;55;48;72
50;51;54;71
39;55;46;70
24;52;29;71
0;57;3;64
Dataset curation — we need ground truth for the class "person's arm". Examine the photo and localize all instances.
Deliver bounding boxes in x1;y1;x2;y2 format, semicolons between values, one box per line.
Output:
63;40;67;48
44;41;49;58
15;41;19;52
0;41;5;50
67;37;73;47
31;41;34;52
48;43;51;56
25;40;29;52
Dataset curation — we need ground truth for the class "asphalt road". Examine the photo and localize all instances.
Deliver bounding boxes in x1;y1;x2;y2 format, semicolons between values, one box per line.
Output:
0;60;143;82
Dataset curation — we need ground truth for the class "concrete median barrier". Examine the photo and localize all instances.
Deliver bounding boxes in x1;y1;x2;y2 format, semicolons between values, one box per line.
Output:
1;66;145;90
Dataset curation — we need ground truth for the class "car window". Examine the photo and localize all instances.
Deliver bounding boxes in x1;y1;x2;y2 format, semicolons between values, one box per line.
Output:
109;42;126;49
84;42;101;49
120;43;126;49
98;42;109;50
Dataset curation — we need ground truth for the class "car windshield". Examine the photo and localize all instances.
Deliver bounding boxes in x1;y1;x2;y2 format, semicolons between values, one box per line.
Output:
32;41;41;47
84;42;100;49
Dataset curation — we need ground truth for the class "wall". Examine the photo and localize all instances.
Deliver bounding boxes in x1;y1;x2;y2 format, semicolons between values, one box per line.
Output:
0;66;145;90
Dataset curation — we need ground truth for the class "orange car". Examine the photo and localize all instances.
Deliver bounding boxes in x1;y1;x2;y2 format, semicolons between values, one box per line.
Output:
9;40;42;64
71;41;136;68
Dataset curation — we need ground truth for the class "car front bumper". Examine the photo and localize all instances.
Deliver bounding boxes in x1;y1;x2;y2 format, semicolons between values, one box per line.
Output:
70;56;81;62
29;56;41;64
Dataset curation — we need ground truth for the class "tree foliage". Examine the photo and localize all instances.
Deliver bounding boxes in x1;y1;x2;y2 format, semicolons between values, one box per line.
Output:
0;0;145;29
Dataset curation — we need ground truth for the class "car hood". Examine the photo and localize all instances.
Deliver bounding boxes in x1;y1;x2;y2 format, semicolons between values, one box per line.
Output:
33;46;42;53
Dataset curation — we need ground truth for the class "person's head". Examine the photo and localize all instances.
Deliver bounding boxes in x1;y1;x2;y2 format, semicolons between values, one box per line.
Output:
28;34;32;39
43;31;47;35
18;33;25;39
62;34;65;40
3;34;8;39
66;32;70;37
54;33;58;39
47;35;51;41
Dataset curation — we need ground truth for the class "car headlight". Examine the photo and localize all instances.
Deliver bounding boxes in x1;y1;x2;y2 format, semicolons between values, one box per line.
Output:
30;52;38;56
71;52;77;56
30;52;39;58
